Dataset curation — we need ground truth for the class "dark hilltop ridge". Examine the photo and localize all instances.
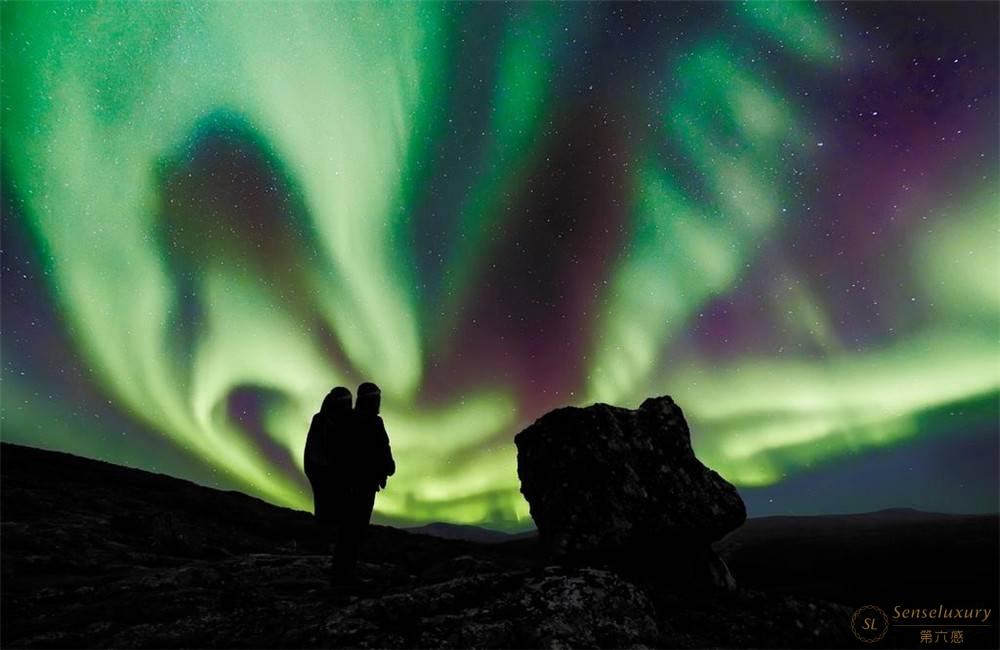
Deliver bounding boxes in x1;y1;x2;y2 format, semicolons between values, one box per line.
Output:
3;396;998;649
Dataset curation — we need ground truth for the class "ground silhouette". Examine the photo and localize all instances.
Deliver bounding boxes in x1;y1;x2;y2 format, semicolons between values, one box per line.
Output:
2;442;997;648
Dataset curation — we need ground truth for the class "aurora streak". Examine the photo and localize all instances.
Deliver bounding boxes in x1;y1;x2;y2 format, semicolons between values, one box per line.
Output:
2;2;997;528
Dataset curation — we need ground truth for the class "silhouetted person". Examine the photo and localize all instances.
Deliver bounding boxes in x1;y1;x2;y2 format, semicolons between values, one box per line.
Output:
331;381;395;581
304;386;352;525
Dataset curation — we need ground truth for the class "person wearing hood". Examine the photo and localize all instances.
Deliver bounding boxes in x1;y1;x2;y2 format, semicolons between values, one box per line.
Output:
303;386;352;525
331;381;395;581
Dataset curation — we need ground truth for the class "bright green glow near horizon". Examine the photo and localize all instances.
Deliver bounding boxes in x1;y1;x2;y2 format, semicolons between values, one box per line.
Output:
2;2;997;526
675;331;1000;485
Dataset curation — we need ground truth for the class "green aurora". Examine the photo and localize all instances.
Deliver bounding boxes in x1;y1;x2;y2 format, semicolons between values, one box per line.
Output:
2;2;997;527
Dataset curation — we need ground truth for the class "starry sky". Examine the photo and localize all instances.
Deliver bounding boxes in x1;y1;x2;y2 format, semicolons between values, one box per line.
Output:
2;2;997;529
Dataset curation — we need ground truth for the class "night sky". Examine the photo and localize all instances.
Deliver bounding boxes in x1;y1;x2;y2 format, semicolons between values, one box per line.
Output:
2;2;997;529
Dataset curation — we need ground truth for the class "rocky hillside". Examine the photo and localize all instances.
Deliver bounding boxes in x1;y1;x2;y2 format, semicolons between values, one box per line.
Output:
2;442;860;648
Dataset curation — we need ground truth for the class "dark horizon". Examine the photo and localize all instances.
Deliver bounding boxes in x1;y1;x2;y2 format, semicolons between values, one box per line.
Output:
4;440;996;538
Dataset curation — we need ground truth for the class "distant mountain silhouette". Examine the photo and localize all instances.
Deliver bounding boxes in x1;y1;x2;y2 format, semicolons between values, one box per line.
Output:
405;522;537;544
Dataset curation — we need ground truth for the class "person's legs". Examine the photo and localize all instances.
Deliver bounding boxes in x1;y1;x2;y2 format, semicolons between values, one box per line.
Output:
358;487;376;524
331;487;376;581
310;477;336;554
318;483;346;558
331;487;359;579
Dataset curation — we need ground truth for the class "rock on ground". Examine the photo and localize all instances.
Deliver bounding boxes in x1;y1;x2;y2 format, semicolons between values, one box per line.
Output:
515;396;746;562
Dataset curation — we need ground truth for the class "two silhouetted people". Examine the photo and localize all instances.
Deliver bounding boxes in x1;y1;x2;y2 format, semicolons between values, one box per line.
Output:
303;382;395;582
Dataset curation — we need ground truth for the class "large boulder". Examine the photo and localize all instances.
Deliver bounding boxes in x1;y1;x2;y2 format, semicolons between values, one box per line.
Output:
515;395;746;584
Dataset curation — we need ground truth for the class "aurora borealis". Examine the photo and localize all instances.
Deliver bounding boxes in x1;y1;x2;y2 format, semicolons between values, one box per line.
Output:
2;1;997;528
